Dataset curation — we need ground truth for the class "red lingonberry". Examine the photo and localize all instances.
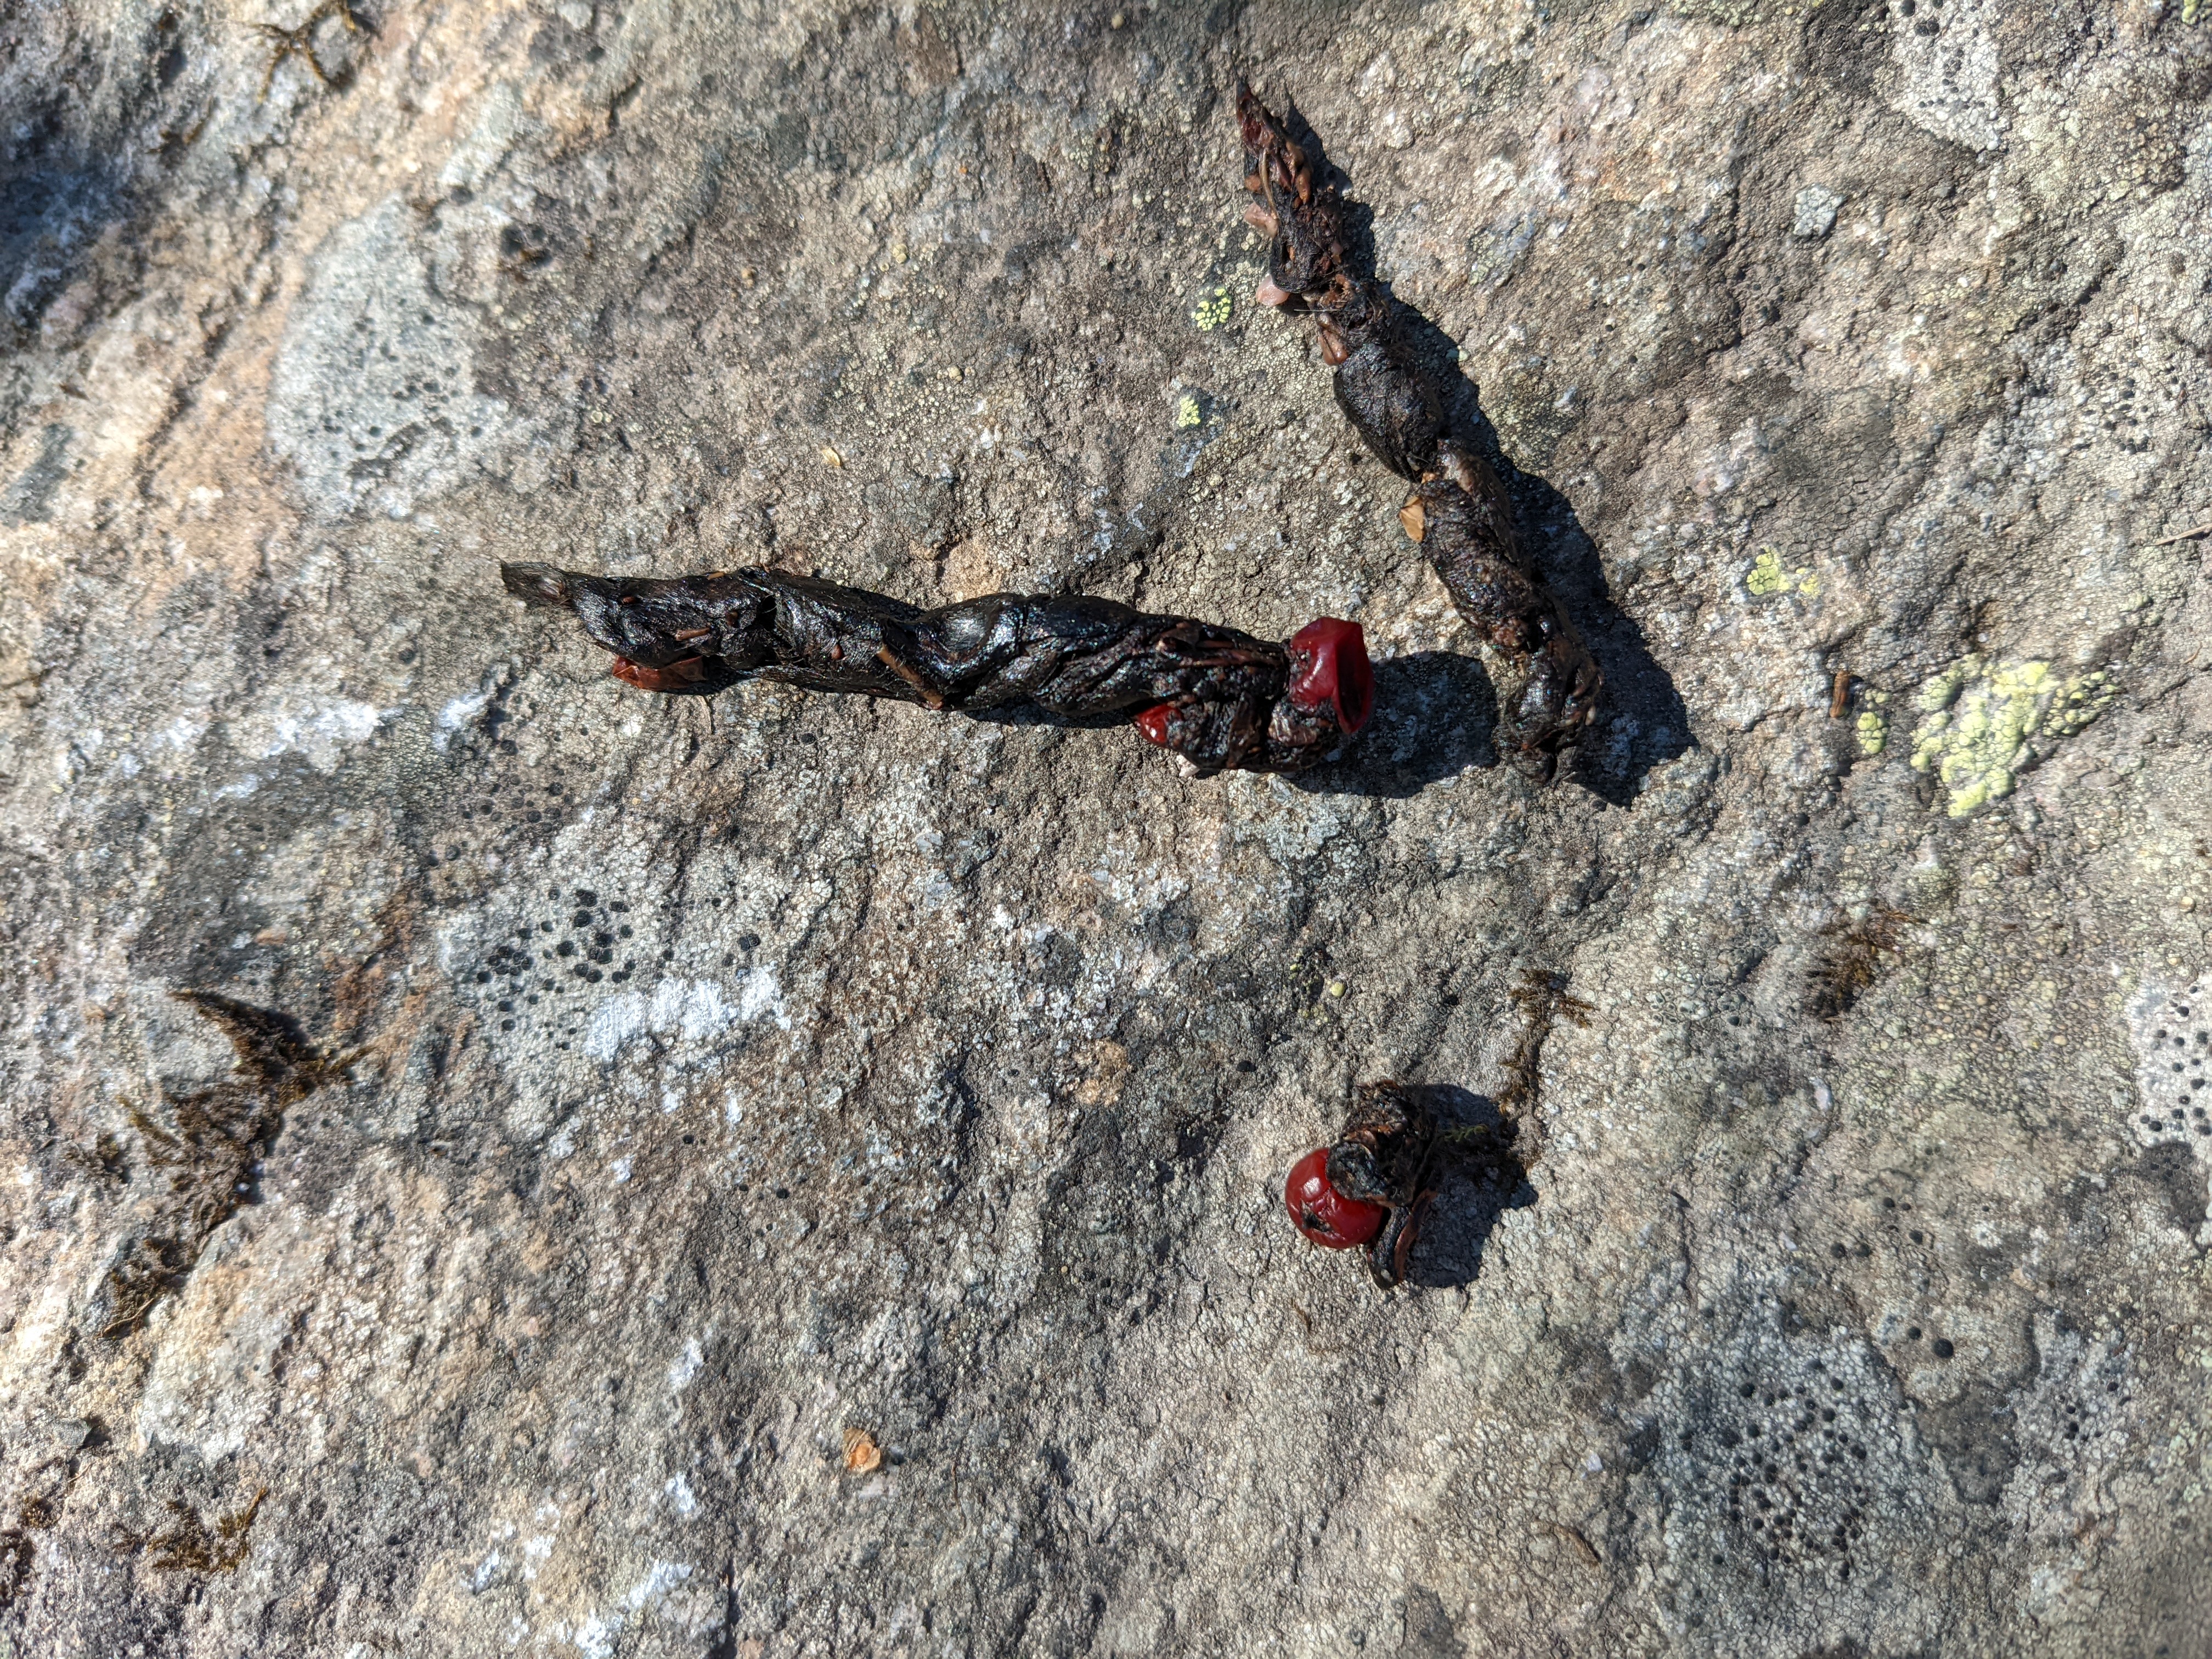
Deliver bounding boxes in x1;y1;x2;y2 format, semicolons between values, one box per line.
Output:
1284;1146;1383;1248
1132;702;1178;747
1286;618;1374;735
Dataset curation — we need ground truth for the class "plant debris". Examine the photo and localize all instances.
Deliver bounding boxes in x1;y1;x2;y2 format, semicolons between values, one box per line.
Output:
840;1428;883;1474
1497;969;1592;1118
1542;1519;1604;1568
251;0;367;102
101;993;346;1340
1806;907;1914;1021
0;1526;32;1609
115;1487;267;1575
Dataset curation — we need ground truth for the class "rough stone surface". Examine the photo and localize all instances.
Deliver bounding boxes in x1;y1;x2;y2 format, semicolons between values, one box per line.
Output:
4;2;2211;1655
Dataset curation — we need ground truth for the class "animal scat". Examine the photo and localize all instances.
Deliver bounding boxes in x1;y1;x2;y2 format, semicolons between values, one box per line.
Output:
501;561;1370;777
1324;1080;1442;1289
1233;81;1604;779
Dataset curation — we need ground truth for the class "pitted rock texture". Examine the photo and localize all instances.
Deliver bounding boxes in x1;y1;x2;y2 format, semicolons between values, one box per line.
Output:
3;3;2211;1656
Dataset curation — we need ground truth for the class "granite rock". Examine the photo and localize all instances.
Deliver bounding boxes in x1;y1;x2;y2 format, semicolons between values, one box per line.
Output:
2;1;2210;1655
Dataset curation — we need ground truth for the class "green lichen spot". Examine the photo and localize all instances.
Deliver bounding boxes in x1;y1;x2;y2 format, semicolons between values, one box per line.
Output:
1747;547;1818;597
1175;394;1202;429
2188;0;2200;25
1857;712;1888;755
1909;656;2115;816
1192;287;1233;331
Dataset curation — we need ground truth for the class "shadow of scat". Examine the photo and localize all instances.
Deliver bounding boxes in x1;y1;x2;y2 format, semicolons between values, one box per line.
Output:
963;703;1131;734
1289;651;1498;799
1395;1083;1536;1293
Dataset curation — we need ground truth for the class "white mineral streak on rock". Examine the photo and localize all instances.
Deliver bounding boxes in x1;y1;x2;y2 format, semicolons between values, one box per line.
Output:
1889;0;2003;152
267;195;531;522
256;697;393;770
583;972;787;1062
667;1336;703;1391
435;682;497;751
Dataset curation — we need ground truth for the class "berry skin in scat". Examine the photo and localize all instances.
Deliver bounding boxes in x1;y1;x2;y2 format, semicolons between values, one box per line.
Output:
1289;1081;1442;1286
1286;617;1374;734
1284;1147;1384;1248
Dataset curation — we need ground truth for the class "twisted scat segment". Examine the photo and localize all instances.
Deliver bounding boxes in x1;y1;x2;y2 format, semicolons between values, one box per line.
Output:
502;561;1370;779
1235;80;1603;779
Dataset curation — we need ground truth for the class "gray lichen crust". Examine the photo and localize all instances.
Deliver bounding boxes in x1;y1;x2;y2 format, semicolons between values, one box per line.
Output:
2;2;2210;1656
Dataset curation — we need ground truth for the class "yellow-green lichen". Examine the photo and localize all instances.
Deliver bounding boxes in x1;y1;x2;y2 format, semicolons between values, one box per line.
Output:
1192;287;1233;331
1747;547;1818;597
1174;394;1202;429
1909;656;2115;816
1855;686;1891;754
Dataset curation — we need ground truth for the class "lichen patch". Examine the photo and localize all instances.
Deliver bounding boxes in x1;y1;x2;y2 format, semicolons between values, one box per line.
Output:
1908;656;2114;817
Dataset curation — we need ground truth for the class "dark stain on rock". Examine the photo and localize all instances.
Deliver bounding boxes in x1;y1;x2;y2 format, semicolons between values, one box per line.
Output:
1916;1378;2020;1506
1396;1584;1465;1657
2128;1141;2208;1239
0;423;71;524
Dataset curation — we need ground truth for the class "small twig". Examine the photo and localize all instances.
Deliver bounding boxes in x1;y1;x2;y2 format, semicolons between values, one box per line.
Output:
1542;1520;1602;1569
1829;671;1852;720
2152;520;2212;548
873;647;946;709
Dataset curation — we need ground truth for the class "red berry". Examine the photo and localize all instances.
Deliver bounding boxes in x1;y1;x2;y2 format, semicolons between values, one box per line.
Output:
1284;1146;1384;1249
1132;702;1178;747
1286;618;1374;735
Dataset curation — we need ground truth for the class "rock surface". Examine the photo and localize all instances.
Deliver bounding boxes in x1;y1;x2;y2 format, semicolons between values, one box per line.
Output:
3;1;2211;1654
